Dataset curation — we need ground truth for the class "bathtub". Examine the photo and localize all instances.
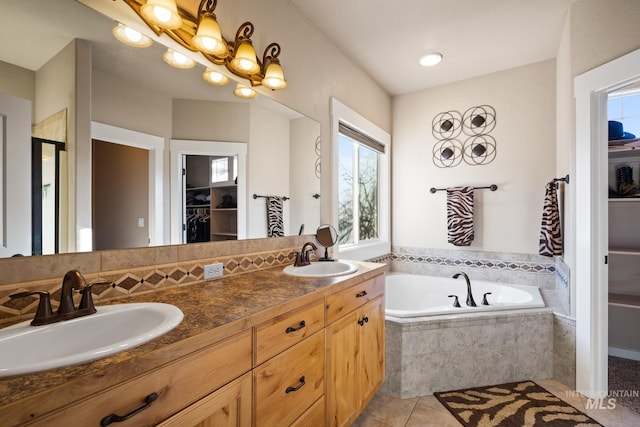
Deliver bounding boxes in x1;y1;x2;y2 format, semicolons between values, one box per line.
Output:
385;273;545;318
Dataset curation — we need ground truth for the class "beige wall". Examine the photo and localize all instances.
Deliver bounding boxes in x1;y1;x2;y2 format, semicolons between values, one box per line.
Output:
392;60;556;254
0;61;35;118
556;0;640;314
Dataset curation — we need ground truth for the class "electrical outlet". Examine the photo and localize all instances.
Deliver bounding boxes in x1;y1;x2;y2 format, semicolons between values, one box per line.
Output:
204;262;224;280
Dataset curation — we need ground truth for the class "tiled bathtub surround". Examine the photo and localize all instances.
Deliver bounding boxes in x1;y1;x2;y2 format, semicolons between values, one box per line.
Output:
382;309;553;398
385;246;571;316
0;235;311;326
375;247;577;397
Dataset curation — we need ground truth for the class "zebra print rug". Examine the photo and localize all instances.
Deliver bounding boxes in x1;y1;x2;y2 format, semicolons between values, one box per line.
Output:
434;381;602;426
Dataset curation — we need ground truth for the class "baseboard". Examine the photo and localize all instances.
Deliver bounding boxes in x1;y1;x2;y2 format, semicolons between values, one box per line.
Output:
608;346;640;361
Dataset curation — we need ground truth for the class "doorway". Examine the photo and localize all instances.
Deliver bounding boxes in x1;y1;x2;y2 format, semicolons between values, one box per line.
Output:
169;139;247;245
92;139;149;250
575;47;640;397
32;137;65;255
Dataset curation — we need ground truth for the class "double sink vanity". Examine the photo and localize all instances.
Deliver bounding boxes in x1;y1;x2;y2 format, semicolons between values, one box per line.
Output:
0;258;386;427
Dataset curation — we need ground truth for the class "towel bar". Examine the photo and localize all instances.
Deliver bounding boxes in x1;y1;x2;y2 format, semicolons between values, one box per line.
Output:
253;194;290;201
429;184;498;194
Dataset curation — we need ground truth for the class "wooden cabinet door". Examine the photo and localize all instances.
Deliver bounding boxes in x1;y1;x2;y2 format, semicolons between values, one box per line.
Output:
326;311;359;427
158;373;252;427
357;297;385;409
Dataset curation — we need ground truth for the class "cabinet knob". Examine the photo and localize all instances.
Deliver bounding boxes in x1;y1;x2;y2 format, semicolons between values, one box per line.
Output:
355;290;368;298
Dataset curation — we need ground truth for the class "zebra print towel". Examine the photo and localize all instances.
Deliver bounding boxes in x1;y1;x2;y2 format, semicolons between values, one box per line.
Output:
447;187;474;246
266;196;284;237
539;181;562;256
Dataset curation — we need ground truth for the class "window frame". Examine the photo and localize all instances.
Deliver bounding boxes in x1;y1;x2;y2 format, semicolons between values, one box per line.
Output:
331;98;390;260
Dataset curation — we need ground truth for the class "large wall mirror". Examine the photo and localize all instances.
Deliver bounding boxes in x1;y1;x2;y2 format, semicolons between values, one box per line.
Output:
0;0;321;258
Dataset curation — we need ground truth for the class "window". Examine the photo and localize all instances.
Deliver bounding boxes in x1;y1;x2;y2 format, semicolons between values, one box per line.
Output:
608;89;640;136
331;98;390;260
338;123;383;245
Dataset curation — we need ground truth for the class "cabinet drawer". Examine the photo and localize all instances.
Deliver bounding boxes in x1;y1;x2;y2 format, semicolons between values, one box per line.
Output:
254;330;325;427
158;372;252;427
291;396;325;427
326;275;384;324
34;330;252;427
254;300;324;365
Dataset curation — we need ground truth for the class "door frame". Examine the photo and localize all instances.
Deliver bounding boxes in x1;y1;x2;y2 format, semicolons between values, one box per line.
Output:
169;139;247;244
575;47;640;397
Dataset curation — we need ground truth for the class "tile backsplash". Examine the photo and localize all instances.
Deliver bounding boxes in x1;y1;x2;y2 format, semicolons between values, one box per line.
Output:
0;236;310;325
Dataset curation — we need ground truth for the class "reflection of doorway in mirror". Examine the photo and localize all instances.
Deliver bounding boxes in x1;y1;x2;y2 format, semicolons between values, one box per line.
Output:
170;140;247;245
32;138;65;256
92;140;149;251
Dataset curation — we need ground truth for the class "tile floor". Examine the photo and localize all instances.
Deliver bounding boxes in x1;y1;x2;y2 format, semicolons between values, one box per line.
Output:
354;379;640;427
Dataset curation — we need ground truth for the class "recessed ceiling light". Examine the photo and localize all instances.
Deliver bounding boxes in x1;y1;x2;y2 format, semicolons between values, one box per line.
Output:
419;52;443;67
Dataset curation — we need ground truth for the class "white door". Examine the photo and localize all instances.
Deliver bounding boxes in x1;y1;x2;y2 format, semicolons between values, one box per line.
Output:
0;93;32;257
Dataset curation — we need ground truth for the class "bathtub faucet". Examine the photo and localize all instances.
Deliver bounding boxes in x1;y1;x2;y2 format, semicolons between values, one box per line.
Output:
452;272;477;307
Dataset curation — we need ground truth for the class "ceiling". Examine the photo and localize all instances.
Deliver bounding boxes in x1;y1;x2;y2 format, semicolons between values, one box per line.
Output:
292;0;577;95
2;0;577;100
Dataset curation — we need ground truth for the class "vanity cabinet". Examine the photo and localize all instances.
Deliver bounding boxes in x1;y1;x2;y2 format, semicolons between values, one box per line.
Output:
30;330;252;426
326;276;385;427
1;269;386;427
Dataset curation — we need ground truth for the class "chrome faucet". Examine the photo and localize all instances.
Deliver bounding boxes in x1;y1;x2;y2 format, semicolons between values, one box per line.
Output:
9;270;100;326
294;242;318;267
452;272;477;307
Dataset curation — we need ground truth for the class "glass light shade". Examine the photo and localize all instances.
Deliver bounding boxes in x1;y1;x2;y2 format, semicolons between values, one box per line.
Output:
230;41;260;74
141;0;182;30
202;68;230;86
233;83;257;99
193;15;227;56
262;60;287;90
163;49;196;69
112;24;153;48
419;52;443;67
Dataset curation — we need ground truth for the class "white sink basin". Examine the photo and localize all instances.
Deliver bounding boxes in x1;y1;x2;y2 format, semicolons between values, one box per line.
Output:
283;261;358;278
0;303;183;377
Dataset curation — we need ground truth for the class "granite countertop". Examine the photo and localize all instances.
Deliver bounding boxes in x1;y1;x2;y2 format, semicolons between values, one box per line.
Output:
0;260;387;411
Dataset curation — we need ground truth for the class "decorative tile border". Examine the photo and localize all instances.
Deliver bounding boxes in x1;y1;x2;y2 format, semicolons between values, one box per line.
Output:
388;252;556;274
0;247;298;326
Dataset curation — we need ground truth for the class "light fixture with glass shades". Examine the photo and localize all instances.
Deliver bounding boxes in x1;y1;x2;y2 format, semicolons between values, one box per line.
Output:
112;23;153;48
123;0;287;91
233;83;257;99
419;52;443;67
202;68;230;86
141;0;182;29
163;48;196;69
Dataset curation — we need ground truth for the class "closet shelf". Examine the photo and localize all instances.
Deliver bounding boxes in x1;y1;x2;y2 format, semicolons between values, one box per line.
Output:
609;248;640;255
211;232;237;237
608;197;640;202
186;204;210;208
186;186;210;191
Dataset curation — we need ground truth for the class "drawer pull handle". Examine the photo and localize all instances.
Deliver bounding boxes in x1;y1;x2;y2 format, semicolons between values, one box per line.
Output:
357;316;369;326
285;320;306;333
355;290;368;298
285;376;306;394
100;392;159;426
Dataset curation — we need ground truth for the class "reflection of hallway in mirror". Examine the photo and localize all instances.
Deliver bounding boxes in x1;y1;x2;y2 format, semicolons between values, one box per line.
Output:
92;139;149;251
